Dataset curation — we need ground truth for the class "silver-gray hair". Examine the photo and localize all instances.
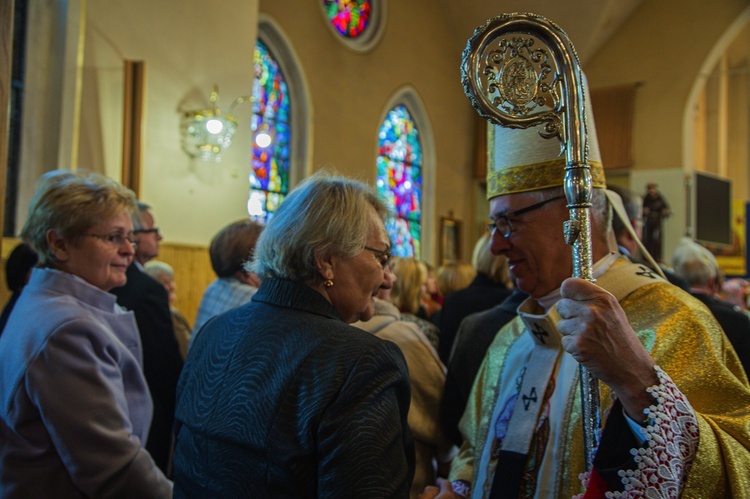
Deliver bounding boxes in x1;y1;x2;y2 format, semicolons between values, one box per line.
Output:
248;170;392;284
131;201;152;231
671;237;718;286
144;260;174;281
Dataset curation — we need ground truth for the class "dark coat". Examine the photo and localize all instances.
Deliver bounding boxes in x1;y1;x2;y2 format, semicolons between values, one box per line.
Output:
0;291;21;338
111;264;183;473
173;278;415;498
440;288;527;446
691;292;750;377
434;273;513;364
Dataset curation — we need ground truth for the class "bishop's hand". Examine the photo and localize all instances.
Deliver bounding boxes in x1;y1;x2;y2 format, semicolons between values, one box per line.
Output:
556;277;659;421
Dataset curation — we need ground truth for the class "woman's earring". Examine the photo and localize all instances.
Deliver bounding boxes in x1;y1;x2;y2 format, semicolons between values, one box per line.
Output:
324;279;334;288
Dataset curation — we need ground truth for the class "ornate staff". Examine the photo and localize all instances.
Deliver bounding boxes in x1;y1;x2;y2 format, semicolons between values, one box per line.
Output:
461;12;600;470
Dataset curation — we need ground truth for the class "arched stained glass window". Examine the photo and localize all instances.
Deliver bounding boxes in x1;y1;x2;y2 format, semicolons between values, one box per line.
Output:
376;105;422;258
247;39;291;222
323;0;371;38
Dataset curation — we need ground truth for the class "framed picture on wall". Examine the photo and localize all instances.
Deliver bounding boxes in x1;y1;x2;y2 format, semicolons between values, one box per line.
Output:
439;217;461;265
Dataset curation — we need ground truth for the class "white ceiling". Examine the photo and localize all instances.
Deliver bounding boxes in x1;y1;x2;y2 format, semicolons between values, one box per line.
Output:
436;0;645;65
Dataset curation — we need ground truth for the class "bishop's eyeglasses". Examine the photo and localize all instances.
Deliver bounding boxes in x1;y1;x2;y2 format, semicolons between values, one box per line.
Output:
486;195;566;238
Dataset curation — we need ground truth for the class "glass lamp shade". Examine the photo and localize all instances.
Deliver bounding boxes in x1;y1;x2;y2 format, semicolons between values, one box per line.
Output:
180;109;238;163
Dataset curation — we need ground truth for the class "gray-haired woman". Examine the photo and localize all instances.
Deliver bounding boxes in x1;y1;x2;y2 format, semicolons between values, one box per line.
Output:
0;170;172;497
174;171;415;497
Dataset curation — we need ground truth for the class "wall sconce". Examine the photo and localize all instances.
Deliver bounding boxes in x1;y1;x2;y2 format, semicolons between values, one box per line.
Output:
180;86;249;163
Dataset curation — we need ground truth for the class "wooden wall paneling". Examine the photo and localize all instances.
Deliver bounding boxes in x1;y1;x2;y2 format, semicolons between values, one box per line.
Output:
156;242;213;327
590;83;639;170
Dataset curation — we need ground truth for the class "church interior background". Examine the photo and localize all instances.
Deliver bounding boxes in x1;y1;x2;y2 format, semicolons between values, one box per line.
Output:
1;0;749;324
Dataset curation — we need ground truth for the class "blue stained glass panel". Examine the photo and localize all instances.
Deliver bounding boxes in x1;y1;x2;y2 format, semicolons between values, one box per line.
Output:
376;105;422;258
249;40;291;222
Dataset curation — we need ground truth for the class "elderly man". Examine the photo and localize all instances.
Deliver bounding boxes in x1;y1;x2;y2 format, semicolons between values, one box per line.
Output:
672;237;750;376
422;106;750;497
112;202;183;474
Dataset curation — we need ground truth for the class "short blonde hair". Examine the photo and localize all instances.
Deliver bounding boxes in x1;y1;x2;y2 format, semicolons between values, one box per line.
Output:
21;170;138;267
390;257;427;315
436;261;476;298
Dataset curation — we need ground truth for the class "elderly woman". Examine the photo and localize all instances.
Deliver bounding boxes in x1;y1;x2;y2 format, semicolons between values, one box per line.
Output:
144;260;192;360
0;170;172;497
174;171;414;497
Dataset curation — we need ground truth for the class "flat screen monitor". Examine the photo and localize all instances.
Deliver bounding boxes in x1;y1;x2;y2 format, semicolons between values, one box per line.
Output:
694;172;732;247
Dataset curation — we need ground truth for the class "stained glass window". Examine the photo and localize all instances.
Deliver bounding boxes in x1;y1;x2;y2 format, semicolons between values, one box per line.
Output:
247;40;291;222
323;0;371;38
376;105;422;258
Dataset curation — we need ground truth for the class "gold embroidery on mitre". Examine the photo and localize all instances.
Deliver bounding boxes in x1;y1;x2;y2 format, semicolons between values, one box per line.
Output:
486;160;606;199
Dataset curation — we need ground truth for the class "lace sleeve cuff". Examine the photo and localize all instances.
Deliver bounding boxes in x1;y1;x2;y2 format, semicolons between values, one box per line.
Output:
605;365;699;497
451;480;471;498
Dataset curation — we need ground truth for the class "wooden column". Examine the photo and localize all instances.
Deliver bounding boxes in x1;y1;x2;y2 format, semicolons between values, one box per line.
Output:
121;60;145;197
0;0;14;254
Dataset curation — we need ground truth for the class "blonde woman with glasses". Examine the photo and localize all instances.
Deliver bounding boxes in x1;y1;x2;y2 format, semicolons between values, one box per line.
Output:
0;170;172;498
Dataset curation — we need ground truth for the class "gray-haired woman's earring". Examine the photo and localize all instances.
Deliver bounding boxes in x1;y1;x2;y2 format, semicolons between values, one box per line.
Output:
324;279;334;288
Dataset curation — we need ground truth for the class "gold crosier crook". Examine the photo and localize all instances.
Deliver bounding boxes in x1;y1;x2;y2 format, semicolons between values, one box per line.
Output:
461;12;600;471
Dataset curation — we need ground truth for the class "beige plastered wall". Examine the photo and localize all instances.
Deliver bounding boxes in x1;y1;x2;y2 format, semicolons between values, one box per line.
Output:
15;0;262;248
258;0;478;264
15;0;478;263
585;0;748;171
584;0;750;261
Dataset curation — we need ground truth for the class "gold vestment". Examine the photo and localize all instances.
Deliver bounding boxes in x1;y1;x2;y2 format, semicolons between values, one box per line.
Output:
450;257;750;497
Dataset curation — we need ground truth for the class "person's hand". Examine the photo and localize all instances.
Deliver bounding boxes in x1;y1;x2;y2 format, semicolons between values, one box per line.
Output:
418;478;461;499
556;277;659;420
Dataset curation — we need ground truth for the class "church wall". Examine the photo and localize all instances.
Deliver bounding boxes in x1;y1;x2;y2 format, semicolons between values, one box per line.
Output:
584;0;749;262
12;1;262;247
82;0;261;248
258;0;478;263
8;0;748;299
585;0;747;172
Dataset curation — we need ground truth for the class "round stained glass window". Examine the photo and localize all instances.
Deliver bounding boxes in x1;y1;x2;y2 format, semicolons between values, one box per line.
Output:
320;0;386;52
323;0;371;38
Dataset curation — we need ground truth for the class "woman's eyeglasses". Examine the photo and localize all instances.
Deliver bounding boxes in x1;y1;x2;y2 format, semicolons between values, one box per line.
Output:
85;232;138;249
363;245;392;270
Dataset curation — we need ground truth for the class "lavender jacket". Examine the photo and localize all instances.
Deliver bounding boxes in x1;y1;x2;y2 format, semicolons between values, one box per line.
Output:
0;268;172;498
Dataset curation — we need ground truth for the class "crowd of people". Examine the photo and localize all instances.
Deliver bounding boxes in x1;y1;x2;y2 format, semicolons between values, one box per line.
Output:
1;101;749;498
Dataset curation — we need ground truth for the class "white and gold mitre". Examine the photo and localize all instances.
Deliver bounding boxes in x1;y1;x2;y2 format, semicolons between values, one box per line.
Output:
486;83;607;200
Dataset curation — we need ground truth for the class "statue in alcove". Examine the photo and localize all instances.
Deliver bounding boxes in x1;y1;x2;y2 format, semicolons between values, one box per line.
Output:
642;182;670;262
